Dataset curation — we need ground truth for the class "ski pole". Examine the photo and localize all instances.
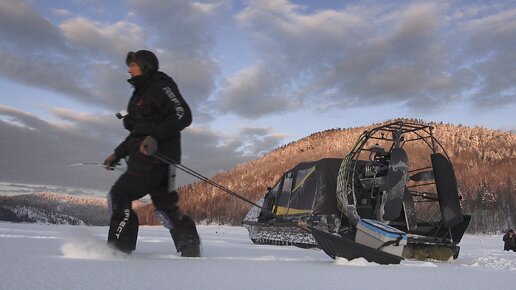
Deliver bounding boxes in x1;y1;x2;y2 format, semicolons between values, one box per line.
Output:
153;152;266;211
69;162;123;171
153;153;310;229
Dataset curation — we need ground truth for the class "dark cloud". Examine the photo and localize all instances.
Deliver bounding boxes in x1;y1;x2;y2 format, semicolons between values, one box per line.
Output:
126;0;224;112
181;127;252;183
216;1;516;118
0;51;130;110
0;0;264;190
59;16;147;60
83;62;132;109
180;125;285;183
49;107;121;139
0;105;121;190
0;105;285;190
0;1;66;52
158;52;219;112
234;127;287;156
0;0;222;117
0;0;131;111
127;0;218;53
1;0;514;119
456;6;516;108
0;0;514;190
217;62;302;118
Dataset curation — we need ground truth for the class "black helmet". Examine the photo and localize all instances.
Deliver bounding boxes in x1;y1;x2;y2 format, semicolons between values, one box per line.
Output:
126;50;159;73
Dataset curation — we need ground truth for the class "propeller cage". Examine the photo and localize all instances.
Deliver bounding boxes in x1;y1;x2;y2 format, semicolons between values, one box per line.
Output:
336;120;464;242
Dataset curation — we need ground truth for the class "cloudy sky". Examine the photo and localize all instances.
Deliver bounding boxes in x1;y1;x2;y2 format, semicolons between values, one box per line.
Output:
0;0;515;191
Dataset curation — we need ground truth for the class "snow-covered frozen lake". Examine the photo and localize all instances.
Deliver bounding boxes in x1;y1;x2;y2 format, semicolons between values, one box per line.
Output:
0;222;515;290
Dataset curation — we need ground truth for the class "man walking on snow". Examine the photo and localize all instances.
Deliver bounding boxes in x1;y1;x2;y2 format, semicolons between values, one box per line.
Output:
103;50;200;257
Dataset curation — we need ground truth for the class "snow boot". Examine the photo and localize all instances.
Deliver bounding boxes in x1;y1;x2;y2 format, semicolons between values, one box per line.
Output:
170;215;201;257
107;208;139;254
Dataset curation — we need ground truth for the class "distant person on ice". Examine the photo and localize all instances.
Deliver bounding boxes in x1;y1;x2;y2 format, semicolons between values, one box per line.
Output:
503;229;516;252
103;50;200;257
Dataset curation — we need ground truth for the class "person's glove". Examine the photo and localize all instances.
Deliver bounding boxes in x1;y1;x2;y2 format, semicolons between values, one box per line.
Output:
140;136;158;156
103;153;120;171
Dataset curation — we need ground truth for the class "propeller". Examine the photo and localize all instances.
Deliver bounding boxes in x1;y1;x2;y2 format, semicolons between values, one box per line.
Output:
379;147;409;221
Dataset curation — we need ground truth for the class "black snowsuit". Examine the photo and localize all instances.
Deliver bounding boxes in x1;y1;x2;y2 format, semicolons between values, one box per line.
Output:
107;70;199;255
503;230;516;252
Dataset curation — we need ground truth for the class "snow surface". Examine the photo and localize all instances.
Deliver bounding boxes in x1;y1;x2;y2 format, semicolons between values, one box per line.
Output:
0;222;515;290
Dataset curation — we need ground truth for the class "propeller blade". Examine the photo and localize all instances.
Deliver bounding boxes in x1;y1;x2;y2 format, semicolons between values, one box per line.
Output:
380;147;409;221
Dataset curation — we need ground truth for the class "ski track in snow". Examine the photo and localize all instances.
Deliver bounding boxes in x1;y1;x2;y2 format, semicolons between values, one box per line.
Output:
1;222;516;290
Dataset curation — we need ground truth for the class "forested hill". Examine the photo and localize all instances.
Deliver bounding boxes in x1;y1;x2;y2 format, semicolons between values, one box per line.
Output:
136;118;515;233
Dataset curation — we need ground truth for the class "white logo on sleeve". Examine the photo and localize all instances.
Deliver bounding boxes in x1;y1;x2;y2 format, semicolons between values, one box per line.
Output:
162;87;185;119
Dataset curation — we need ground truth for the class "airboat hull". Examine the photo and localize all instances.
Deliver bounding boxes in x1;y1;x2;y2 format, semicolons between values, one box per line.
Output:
243;218;468;261
308;226;403;265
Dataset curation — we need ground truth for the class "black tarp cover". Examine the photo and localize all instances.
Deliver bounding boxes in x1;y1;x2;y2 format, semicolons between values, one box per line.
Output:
266;158;343;218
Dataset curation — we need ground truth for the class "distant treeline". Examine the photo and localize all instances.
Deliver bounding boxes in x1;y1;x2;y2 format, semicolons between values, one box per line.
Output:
0;192;144;226
0;193;109;225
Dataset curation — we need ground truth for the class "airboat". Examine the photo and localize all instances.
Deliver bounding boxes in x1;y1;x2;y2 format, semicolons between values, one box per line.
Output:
243;120;471;264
